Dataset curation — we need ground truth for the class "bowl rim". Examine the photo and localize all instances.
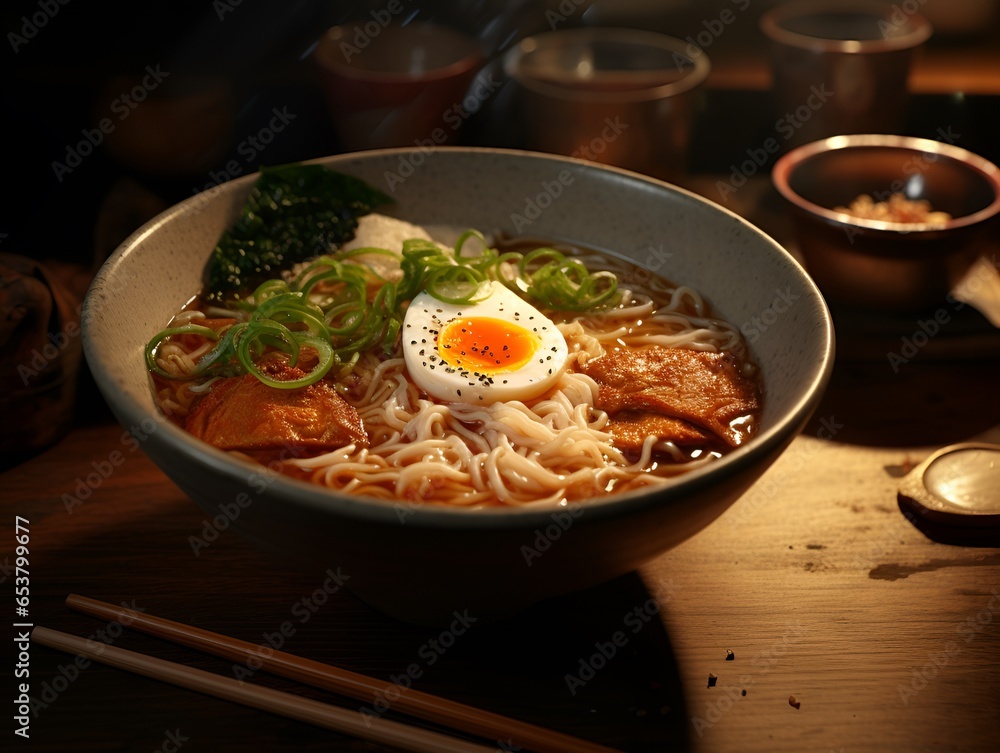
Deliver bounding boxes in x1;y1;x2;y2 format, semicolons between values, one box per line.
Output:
84;146;835;529
502;27;711;104
759;0;932;54
771;134;1000;234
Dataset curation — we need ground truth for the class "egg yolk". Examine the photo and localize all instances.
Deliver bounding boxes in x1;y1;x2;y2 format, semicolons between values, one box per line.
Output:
437;317;538;375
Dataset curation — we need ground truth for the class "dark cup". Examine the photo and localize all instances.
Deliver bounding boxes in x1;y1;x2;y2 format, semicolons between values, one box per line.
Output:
314;23;483;151
503;28;710;181
760;1;932;147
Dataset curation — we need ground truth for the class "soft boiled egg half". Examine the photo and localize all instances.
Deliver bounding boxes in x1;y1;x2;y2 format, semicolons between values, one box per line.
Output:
402;281;569;404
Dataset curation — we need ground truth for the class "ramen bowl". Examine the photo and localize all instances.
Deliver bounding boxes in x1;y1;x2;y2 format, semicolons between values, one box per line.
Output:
83;148;833;625
773;134;1000;310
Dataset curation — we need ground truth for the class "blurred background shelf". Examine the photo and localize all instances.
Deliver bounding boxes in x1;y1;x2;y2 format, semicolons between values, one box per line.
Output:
708;47;1000;94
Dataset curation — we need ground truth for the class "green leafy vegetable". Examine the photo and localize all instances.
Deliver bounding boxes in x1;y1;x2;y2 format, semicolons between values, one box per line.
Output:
203;163;392;302
152;209;622;390
512;247;620;311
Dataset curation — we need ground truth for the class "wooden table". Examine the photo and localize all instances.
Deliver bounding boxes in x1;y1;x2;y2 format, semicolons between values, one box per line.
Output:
4;1;1000;746
5;173;1000;753
5;316;1000;752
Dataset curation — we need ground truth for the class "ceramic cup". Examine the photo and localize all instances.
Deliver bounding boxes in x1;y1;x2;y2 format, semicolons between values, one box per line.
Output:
503;28;710;180
314;22;483;151
760;0;932;147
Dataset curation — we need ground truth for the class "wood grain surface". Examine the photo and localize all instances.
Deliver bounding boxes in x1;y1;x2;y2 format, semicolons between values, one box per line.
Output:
5;174;1000;752
4;338;1000;752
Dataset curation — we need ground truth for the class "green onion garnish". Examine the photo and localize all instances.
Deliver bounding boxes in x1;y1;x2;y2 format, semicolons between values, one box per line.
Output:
149;230;622;389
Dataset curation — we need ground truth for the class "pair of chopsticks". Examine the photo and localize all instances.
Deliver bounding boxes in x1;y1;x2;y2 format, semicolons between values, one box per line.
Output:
33;595;620;753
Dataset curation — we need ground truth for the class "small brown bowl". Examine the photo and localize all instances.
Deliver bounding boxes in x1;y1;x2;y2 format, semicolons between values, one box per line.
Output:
313;23;483;150
772;134;1000;311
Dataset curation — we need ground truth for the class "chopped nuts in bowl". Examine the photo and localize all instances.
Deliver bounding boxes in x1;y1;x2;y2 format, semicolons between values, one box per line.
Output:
773;134;1000;311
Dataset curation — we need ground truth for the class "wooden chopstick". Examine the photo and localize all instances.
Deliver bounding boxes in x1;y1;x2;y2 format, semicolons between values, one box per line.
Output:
32;626;492;753
65;595;620;753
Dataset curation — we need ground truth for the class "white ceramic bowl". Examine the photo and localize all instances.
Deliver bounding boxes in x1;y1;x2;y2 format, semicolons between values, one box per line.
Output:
83;148;834;624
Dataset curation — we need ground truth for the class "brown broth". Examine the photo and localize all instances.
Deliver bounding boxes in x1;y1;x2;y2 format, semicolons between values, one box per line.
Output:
150;236;763;504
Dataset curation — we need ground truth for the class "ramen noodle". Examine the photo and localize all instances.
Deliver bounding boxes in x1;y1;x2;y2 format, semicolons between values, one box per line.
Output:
148;214;762;507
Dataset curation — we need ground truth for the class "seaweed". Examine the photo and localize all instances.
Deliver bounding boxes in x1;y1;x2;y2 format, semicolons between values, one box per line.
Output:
203;163;392;302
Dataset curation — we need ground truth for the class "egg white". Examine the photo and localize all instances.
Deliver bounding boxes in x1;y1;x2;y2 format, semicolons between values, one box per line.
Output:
402;282;568;404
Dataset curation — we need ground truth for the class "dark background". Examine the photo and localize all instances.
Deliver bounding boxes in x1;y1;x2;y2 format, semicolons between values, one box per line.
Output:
3;1;999;267
2;0;999;426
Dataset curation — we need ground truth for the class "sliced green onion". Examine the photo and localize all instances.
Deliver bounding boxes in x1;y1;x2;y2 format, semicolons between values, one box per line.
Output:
324;303;368;337
382;315;402;353
156;229;622;390
190;322;245;376
236;320;299;371
512;246;621;311
251;279;292;303
453;230;498;271
145;324;220;378
232;321;335;389
425;266;491;305
293;258;369;300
